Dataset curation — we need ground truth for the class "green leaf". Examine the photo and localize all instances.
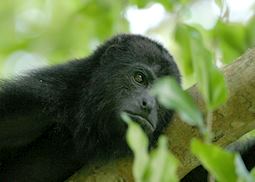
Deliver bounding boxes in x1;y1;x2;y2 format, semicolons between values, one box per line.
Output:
174;24;194;78
191;139;237;182
213;21;246;64
175;24;228;110
122;113;149;182
189;26;228;110
146;136;179;182
123;114;180;182
151;77;205;132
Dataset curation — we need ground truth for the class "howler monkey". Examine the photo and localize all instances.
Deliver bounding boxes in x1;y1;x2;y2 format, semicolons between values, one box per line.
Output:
0;34;181;181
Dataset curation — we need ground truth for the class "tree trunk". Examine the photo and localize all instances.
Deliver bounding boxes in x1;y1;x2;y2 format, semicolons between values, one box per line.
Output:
67;48;255;182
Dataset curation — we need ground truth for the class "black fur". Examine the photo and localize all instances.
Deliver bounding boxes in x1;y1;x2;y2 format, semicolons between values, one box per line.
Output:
0;34;180;181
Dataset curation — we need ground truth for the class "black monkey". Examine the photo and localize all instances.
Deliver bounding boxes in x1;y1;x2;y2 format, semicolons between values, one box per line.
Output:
0;34;180;181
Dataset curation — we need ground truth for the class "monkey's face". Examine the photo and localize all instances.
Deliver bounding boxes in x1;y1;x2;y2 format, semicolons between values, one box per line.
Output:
74;36;180;155
87;35;180;142
92;61;174;140
116;64;160;135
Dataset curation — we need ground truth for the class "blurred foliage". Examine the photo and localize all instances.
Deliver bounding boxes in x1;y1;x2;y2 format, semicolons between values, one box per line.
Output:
151;77;205;132
205;17;255;65
175;24;228;110
192;139;255;182
0;0;128;67
122;113;179;182
1;0;255;82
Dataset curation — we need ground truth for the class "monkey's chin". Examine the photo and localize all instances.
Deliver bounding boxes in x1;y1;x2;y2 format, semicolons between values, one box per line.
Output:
125;112;155;134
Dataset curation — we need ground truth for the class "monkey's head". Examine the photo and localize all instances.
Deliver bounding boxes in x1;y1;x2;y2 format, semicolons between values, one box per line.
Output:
75;34;180;153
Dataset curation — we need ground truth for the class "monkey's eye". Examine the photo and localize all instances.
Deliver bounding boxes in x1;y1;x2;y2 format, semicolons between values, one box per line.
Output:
133;72;146;85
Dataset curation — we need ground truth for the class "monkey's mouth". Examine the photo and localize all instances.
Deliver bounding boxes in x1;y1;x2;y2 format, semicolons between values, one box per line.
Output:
125;112;155;133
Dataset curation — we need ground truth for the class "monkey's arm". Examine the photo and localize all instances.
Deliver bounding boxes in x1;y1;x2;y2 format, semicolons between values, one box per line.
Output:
0;61;89;150
0;77;56;149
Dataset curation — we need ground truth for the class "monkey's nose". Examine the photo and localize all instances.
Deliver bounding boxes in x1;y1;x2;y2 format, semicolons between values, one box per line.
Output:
140;96;155;113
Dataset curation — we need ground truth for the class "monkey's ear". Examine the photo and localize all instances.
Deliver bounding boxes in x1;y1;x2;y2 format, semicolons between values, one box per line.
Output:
99;45;122;65
99;36;126;65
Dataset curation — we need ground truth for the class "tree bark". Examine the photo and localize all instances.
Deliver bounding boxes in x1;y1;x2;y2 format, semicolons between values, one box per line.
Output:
67;48;255;182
